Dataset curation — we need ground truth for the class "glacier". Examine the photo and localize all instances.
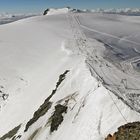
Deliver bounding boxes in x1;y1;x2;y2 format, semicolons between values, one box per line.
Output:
0;8;140;140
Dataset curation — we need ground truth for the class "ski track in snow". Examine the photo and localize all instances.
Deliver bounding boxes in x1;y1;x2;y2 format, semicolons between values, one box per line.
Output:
0;10;140;140
67;12;129;123
79;23;140;46
71;13;140;114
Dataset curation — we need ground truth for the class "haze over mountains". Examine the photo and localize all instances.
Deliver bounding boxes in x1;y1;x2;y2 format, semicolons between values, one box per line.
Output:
43;7;140;15
0;13;36;25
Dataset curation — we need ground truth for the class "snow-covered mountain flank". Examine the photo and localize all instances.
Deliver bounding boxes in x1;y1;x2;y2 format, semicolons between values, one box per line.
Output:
0;8;140;140
0;13;36;25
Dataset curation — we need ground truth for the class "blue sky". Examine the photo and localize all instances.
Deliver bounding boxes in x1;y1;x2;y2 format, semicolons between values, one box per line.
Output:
0;0;140;13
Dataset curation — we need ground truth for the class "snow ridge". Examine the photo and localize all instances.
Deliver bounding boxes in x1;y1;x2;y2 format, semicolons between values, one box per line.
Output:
0;11;140;140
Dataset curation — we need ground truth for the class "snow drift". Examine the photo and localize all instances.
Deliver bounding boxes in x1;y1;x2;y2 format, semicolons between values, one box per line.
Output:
0;8;140;140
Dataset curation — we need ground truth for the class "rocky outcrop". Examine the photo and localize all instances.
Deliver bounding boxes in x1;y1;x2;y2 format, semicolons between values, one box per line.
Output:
105;122;140;140
105;134;116;140
43;7;85;15
24;70;69;132
50;104;67;132
43;9;50;15
0;124;21;140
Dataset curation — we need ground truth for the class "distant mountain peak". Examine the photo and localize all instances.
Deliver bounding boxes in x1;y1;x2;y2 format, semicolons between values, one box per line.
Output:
43;7;70;15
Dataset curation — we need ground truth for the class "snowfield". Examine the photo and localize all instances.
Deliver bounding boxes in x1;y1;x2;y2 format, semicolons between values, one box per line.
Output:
0;8;140;140
0;13;36;25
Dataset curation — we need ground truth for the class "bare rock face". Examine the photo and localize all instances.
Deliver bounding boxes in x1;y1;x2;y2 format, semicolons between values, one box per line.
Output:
50;104;67;132
43;9;50;15
105;122;140;140
105;134;116;140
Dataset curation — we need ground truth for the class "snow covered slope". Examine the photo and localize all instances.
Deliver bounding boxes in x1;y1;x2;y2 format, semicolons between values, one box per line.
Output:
0;13;36;25
43;8;69;15
0;10;140;140
76;13;140;113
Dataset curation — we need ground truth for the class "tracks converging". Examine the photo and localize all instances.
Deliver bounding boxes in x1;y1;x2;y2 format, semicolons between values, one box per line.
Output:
67;12;140;117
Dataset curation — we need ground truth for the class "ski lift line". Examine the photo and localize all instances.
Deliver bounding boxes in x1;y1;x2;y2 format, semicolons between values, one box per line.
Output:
88;60;128;123
107;91;128;123
72;14;140;124
73;14;140;92
77;15;140;91
80;24;140;46
73;14;128;123
75;15;140;46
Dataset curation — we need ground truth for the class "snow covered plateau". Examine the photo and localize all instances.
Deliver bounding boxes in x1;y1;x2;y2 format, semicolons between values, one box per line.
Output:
0;13;36;25
0;8;140;140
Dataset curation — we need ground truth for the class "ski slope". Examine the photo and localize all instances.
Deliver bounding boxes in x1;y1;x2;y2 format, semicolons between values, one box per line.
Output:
0;8;140;140
75;13;140;113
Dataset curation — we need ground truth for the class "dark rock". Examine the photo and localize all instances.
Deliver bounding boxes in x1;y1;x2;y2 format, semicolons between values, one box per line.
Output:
2;94;9;100
50;104;67;132
24;70;69;132
43;9;50;15
24;101;52;132
105;122;140;140
0;124;21;140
